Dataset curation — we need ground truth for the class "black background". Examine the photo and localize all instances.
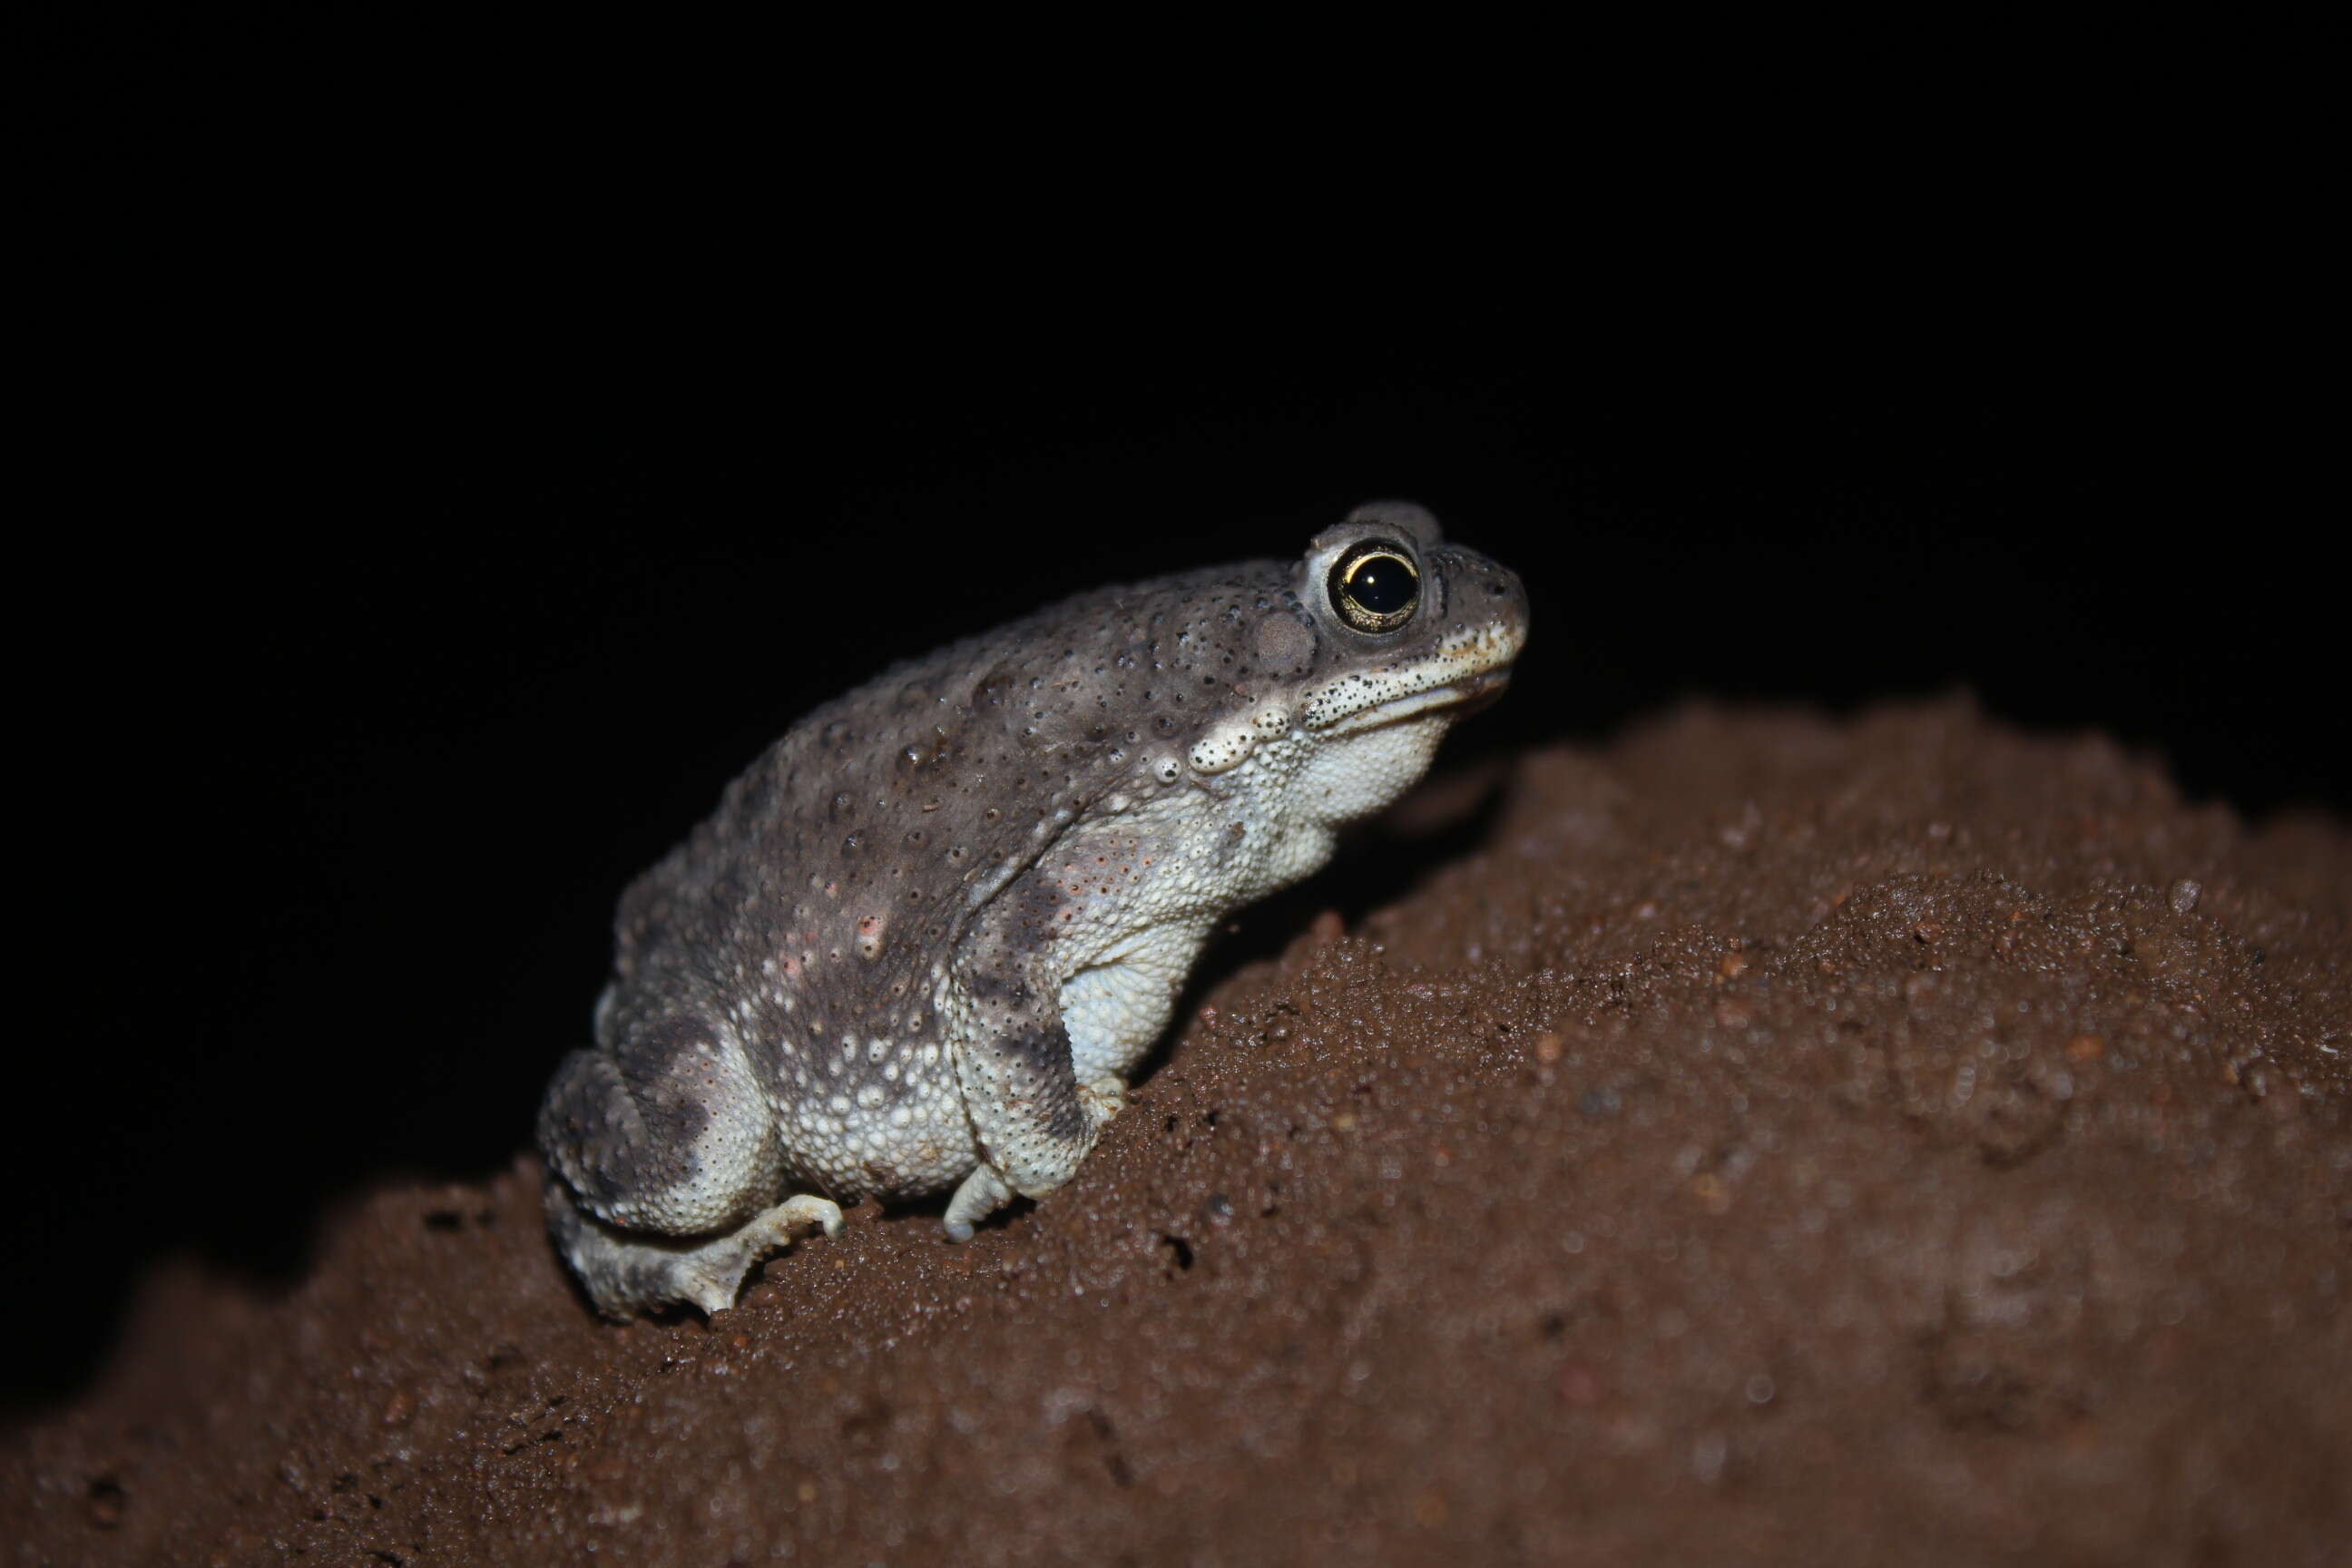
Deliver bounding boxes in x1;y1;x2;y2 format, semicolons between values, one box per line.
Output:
15;313;2337;1409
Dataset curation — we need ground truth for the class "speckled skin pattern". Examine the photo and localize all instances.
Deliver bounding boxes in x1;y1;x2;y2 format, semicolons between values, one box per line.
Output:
537;502;1529;1316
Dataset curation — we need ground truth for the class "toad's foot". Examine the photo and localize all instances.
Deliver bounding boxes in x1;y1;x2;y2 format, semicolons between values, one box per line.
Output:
941;1164;1014;1243
1078;1075;1126;1133
548;1187;843;1318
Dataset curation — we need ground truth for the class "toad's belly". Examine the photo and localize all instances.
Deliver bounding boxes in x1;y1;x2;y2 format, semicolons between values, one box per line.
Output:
764;1044;977;1200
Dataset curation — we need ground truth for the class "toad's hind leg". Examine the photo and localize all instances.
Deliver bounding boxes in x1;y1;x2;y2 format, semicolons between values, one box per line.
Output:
543;1188;843;1317
536;1014;838;1317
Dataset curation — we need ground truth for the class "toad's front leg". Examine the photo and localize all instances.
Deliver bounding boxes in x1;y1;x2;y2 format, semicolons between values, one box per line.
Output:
940;1066;1126;1241
943;987;1102;1240
939;874;1137;1240
938;858;1178;1240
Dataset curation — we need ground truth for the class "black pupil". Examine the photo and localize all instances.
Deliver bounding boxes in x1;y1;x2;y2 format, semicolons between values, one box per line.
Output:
1345;554;1415;615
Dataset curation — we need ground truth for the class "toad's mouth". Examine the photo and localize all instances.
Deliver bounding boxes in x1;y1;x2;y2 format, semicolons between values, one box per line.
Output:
1320;664;1514;738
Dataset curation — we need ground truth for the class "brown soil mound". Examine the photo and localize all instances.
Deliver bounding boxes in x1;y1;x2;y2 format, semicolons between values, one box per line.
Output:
7;702;2347;1567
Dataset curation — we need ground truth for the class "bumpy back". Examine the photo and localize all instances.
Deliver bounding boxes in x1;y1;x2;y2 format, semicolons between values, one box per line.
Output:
602;559;1298;1054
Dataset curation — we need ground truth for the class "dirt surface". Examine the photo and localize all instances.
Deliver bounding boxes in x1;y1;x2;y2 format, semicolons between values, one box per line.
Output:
7;702;2348;1566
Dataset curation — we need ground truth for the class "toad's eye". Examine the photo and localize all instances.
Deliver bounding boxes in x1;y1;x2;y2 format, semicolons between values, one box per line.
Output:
1328;539;1420;633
